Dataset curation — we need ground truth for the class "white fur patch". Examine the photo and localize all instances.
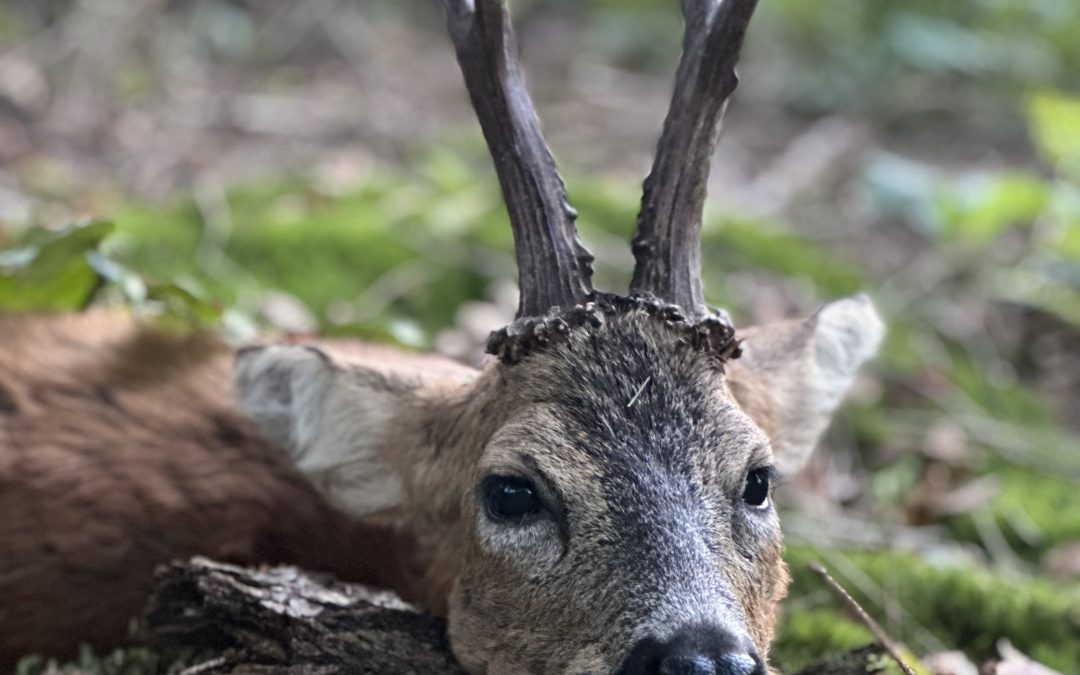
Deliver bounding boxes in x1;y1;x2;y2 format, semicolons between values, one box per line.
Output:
811;293;885;411
233;345;404;517
769;293;885;475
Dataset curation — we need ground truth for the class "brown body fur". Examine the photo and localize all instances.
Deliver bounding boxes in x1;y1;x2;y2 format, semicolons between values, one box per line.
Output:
0;311;455;668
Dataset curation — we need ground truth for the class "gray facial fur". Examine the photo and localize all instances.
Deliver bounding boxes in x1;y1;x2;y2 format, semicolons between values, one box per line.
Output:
451;310;785;673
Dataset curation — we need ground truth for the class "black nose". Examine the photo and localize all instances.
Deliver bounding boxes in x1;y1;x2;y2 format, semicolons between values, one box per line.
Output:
658;655;718;675
617;624;763;675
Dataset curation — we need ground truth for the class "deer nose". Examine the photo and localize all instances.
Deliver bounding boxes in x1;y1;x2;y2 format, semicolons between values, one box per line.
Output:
658;655;718;675
617;624;764;675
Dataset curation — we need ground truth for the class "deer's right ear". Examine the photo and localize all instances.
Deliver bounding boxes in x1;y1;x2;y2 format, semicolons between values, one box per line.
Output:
729;294;885;477
233;345;409;517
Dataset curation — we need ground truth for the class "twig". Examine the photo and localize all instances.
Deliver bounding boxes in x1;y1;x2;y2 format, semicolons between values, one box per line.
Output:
808;562;918;675
820;550;946;656
177;657;229;675
626;377;651;408
192;175;233;272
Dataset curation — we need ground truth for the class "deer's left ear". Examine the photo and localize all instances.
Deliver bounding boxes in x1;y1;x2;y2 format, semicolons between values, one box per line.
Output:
728;294;885;476
232;344;414;517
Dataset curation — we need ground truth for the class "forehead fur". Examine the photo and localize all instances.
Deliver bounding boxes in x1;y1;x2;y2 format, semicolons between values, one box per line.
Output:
495;311;770;486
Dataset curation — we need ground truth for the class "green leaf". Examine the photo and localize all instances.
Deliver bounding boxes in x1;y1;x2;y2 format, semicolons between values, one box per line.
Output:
1028;91;1080;179
0;221;115;311
145;281;224;327
935;172;1050;243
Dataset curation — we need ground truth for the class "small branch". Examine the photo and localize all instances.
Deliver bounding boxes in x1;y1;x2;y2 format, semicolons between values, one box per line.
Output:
807;563;918;675
177;657;230;675
626;376;651;408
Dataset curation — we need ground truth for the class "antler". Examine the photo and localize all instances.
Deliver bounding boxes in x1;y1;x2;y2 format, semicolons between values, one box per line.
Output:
630;0;759;319
443;0;594;320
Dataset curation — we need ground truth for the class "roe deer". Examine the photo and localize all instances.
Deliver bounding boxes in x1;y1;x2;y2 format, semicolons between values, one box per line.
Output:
0;0;884;673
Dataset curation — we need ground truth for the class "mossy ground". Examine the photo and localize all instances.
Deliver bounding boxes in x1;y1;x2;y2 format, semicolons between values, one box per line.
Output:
775;547;1080;673
14;647;162;675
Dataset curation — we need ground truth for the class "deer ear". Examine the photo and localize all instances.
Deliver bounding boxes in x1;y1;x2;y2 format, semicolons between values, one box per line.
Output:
232;344;409;517
731;294;885;476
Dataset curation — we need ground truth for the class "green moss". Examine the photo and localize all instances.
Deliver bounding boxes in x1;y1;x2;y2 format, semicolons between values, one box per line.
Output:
15;645;161;675
790;645;914;675
781;547;1080;672
773;608;877;671
945;460;1080;560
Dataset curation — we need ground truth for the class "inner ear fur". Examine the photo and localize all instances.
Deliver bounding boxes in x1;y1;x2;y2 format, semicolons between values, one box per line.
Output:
232;343;480;520
727;294;885;476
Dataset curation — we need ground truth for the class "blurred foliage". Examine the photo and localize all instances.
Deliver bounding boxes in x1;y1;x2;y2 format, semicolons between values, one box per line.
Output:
758;0;1080;113
1;154;873;345
1028;92;1080;181
569;0;1080;118
102;153;506;345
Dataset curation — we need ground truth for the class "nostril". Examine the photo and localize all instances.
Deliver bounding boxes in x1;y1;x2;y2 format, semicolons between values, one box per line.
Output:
716;653;761;675
658;654;717;675
655;652;760;675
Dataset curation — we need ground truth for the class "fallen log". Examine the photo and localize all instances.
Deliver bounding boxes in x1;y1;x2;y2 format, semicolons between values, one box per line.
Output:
143;558;889;675
143;557;464;674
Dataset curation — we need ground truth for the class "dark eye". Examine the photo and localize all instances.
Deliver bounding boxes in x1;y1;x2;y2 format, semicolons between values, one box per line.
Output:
742;467;772;509
482;475;543;523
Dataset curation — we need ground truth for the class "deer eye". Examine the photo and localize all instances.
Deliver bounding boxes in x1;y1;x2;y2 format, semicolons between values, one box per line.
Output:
742;467;772;509
482;476;543;523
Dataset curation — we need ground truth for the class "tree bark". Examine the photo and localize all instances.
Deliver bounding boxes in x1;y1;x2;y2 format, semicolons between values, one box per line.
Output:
143;557;464;674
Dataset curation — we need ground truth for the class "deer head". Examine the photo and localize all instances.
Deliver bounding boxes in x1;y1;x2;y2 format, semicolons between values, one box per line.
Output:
234;1;884;673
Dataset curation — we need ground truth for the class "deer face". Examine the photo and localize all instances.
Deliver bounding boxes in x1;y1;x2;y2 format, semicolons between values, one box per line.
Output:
450;312;783;673
234;295;882;674
235;0;886;671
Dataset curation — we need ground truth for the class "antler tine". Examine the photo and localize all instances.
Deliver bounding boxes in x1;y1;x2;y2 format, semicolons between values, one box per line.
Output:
444;0;594;320
630;0;759;319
